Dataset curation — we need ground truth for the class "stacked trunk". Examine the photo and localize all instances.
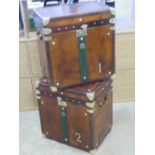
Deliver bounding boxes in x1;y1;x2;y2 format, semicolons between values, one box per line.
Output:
34;1;115;153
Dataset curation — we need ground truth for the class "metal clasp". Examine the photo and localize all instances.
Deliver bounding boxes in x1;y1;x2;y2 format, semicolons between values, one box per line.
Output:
76;24;88;37
57;97;67;107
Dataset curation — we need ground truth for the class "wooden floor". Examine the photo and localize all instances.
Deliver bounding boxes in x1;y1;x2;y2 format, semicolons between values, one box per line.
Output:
19;32;135;111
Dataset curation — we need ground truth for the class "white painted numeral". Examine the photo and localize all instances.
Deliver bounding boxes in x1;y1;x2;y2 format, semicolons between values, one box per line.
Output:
75;132;82;143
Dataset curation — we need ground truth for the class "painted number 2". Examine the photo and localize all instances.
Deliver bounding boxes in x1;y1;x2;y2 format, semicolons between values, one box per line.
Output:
75;132;82;143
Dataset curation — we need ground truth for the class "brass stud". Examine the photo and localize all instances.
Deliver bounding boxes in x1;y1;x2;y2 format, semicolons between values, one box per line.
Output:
107;32;110;36
80;37;83;41
83;76;86;80
84;113;87;116
79;18;82;22
43;79;47;82
56;83;60;86
52;41;56;45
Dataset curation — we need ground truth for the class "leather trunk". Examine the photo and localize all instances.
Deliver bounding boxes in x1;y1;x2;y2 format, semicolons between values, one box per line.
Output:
34;1;115;92
36;77;113;153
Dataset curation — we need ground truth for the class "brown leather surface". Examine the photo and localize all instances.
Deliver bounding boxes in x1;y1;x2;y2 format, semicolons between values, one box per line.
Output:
34;2;110;21
37;85;113;151
38;77;112;103
38;96;63;142
93;91;113;147
47;24;113;88
49;13;111;27
67;103;90;150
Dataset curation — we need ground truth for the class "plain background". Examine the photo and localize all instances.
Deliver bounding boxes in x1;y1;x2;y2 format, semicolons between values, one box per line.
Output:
0;0;155;155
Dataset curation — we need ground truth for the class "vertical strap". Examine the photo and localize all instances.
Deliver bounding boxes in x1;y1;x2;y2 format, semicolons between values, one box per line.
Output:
77;35;88;82
57;97;69;144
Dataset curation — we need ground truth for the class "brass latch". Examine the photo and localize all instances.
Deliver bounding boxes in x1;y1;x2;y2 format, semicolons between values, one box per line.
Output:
57;97;67;107
76;24;88;37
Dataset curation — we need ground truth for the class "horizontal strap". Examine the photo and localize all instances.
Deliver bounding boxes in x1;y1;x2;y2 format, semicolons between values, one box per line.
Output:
39;92;85;105
44;18;110;33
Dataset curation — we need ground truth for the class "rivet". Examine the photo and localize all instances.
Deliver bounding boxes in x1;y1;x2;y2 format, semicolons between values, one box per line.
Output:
72;99;75;102
65;138;68;141
41;101;44;104
52;41;56;45
73;26;75;28
79;18;82;22
58;28;61;31
78;101;81;104
84;113;87;116
96;143;99;146
46;132;48;135
83;76;86;80
65;27;68;30
43;79;47;82
61;107;65;110
107;32;110;36
60;92;64;95
50;94;52;96
109;71;111;75
56;83;59;86
94;22;96;25
101;20;104;24
85;145;89;149
80;37;83;41
99;102;103;106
